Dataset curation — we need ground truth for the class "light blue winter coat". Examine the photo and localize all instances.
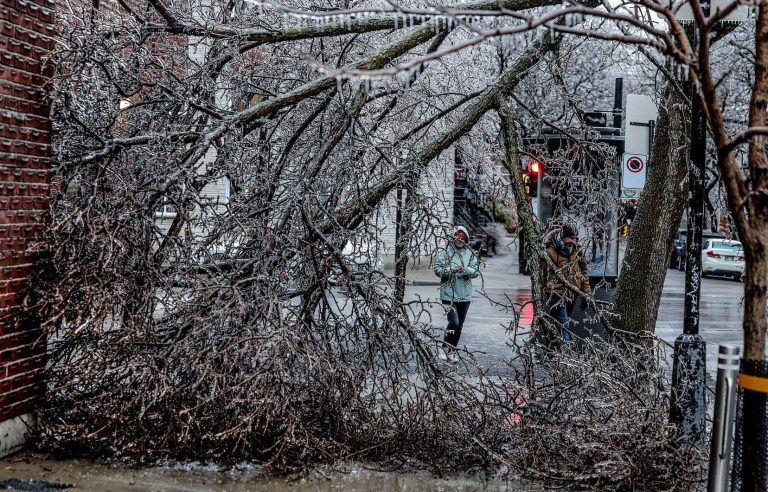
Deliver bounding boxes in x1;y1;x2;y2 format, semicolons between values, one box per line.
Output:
433;226;480;302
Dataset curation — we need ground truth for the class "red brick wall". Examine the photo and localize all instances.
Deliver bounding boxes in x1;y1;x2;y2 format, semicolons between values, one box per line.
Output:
0;0;54;424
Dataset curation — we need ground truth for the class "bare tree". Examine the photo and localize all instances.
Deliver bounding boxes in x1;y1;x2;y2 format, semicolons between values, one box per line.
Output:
26;0;731;484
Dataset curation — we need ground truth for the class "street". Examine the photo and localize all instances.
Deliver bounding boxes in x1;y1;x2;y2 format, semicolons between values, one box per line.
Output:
404;231;744;378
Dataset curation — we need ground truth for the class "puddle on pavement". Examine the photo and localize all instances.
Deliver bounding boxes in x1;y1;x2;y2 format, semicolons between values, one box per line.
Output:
506;290;533;326
0;453;539;491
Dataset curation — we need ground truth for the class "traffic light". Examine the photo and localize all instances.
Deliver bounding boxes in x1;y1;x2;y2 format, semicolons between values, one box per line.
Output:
522;172;531;196
523;160;541;197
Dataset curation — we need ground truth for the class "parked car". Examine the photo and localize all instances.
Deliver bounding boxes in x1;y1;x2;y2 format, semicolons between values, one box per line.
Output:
342;241;383;273
196;240;245;266
670;229;726;270
702;239;744;280
205;242;242;262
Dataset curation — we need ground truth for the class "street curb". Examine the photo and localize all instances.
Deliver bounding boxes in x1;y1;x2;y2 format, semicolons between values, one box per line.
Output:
409;280;441;286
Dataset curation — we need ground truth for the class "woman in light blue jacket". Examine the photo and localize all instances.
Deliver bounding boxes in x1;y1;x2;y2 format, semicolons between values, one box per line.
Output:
433;226;480;358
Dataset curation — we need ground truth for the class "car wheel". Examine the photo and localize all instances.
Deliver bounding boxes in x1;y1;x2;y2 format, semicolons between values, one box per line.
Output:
702;271;709;278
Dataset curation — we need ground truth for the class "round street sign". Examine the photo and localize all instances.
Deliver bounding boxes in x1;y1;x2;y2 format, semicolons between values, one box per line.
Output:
627;156;644;173
622;153;648;190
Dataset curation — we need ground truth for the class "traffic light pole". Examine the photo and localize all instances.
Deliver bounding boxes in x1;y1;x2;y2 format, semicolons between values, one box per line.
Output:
669;24;707;446
518;160;540;275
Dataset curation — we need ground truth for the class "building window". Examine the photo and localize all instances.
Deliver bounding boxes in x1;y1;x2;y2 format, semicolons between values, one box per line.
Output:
155;196;178;217
155;183;185;218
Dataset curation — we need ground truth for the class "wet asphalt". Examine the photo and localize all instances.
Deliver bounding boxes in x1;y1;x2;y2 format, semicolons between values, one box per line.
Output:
403;229;745;378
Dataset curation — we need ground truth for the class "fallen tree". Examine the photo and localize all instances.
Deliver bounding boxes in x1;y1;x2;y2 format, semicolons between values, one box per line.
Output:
26;0;710;486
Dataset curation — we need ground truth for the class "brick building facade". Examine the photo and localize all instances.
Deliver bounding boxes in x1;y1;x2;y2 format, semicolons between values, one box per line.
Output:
0;0;54;456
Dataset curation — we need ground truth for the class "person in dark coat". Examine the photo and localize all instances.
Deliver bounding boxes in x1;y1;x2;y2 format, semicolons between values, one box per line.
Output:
542;224;591;344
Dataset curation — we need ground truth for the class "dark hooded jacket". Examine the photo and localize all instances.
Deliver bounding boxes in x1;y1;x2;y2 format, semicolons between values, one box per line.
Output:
542;227;590;301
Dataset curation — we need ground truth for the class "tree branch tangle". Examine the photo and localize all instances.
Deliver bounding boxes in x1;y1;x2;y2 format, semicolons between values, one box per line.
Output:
26;0;720;485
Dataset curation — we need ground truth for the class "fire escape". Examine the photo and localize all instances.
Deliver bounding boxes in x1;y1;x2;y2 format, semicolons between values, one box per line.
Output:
453;149;495;255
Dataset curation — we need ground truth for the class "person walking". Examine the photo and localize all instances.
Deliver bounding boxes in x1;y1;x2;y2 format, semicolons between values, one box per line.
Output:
622;200;637;237
434;226;480;361
588;210;606;264
541;224;591;345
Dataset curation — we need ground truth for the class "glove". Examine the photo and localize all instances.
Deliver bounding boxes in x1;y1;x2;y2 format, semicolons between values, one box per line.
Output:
580;298;589;310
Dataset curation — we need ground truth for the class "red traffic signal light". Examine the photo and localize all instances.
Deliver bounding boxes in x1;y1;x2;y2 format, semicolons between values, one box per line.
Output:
522;159;542;197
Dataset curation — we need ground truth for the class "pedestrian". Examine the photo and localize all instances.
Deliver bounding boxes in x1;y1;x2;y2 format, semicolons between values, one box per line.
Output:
433;225;480;361
588;210;606;264
625;200;637;228
541;224;591;345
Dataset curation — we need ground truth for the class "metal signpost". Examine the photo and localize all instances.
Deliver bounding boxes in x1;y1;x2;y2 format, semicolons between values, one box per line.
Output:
669;43;708;444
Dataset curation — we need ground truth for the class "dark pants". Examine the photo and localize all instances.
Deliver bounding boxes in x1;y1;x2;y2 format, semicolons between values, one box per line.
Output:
443;300;470;349
547;294;575;343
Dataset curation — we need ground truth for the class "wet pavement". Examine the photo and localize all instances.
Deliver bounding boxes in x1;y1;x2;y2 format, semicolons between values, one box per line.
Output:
0;454;536;491
656;268;744;376
405;227;745;378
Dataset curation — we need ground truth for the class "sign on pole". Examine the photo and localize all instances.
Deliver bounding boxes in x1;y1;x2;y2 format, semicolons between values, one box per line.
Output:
674;0;750;23
624;94;658;156
622;153;648;189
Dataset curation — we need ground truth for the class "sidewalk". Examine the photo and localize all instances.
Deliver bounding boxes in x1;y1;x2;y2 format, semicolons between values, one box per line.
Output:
403;225;526;289
401;226;533;375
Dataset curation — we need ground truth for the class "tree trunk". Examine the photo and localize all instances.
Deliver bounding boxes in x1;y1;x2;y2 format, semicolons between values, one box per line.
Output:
741;2;768;361
497;99;546;316
611;82;689;334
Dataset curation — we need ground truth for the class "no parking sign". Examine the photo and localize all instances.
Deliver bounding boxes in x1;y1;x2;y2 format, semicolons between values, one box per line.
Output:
622;153;647;189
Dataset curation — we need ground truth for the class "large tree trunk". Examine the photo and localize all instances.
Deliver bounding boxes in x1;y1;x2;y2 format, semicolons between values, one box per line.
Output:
611;82;689;334
695;6;768;486
741;2;768;361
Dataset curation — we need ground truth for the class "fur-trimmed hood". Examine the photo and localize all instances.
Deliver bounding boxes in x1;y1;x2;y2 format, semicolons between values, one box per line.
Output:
544;226;576;258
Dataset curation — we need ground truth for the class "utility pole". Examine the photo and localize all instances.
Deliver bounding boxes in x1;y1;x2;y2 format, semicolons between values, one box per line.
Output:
669;18;707;446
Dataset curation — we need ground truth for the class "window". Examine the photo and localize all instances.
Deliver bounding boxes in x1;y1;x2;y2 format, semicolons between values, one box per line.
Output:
155;183;185;218
711;241;743;252
155;196;178;217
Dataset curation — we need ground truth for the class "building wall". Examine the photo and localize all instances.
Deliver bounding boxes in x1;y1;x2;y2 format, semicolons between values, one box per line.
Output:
376;149;455;268
0;0;54;456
